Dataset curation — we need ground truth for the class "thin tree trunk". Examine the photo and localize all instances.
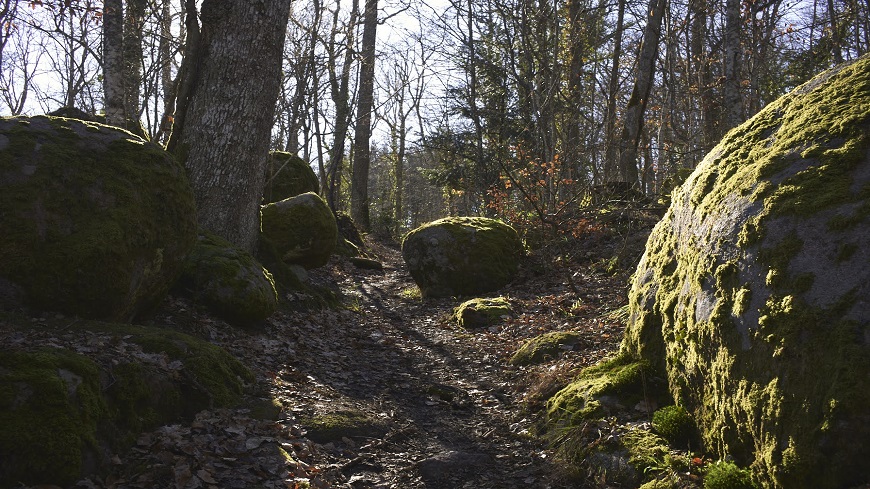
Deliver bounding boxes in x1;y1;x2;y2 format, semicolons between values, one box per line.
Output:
603;0;625;183
616;0;667;185
723;0;744;130
170;0;293;252
350;0;378;231
103;0;125;126
827;0;844;63
326;0;359;211
123;0;146;135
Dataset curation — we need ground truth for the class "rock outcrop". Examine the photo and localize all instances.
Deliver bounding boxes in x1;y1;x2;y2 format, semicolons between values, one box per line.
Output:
622;55;870;488
0;116;196;322
175;232;278;324
260;192;338;269
262;151;319;204
402;217;523;297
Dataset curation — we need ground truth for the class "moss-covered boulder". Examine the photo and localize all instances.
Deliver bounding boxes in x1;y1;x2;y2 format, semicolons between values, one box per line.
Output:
547;355;667;426
0;319;252;487
260;192;338;269
401;217;523;297
452;297;512;328
262;151;319;204
0;116;196;322
622;56;870;488
176;232;278;325
510;331;583;366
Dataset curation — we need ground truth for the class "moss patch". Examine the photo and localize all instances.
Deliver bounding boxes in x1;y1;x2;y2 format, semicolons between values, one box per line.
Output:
621;55;870;488
401;217;524;298
0;115;197;322
546;355;667;426
510;331;583;366
260;192;338;269
263;151;319;204
176;231;278;325
299;410;389;444
0;349;106;486
0;314;256;486
452;297;512;329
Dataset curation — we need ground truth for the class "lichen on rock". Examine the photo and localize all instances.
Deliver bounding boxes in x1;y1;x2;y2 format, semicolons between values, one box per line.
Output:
260;192;338;269
621;55;870;488
176;231;278;325
0;115;197;322
401;217;524;298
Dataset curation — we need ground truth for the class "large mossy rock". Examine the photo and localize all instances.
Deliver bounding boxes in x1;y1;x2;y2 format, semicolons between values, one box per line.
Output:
260;192;338;269
0;318;252;487
621;56;870;488
262;151;319;204
401;217;523;297
176;232;278;325
0;116;196;322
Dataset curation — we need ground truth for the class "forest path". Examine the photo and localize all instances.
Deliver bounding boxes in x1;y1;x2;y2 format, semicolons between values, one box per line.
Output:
71;240;626;489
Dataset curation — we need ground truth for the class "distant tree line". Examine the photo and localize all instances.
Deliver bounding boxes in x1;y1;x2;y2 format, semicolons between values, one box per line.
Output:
1;0;867;246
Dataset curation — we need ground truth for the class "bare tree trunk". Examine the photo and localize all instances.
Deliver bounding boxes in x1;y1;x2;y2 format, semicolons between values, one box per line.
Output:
103;0;125;126
616;0;667;186
723;0;744;130
169;0;293;252
326;0;359;211
350;0;378;231
123;0;146;135
603;0;625;183
827;0;844;63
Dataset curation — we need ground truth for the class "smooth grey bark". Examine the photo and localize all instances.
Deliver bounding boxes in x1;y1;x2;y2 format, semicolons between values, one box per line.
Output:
616;0;667;185
350;0;378;231
102;0;125;126
169;0;293;252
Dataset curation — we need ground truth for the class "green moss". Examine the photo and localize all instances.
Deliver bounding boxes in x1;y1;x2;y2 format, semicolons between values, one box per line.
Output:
401;216;524;298
619;56;870;489
260;192;338;269
0;116;196;322
652;405;698;448
263;151;319;204
546;355;666;426
0;349;106;486
622;429;670;476
834;242;858;262
451;296;512;328
299;410;388;443
510;331;582;366
704;461;757;489
177;231;278;324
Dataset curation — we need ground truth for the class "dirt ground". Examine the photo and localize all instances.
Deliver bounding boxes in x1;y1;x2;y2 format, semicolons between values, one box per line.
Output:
6;238;632;489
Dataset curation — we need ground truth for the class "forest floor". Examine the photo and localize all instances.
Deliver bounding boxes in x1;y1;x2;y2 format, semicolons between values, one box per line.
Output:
11;212;657;489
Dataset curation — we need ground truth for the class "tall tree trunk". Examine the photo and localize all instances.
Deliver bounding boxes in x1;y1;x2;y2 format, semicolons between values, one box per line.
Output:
169;0;293;252
350;0;378;231
326;0;359;211
603;0;626;183
157;0;176;144
123;0;146;135
827;0;844;63
723;0;744;130
616;0;667;185
103;0;125;126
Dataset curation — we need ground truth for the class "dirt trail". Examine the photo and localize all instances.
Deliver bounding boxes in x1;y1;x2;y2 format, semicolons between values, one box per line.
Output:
272;244;575;488
9;241;625;489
